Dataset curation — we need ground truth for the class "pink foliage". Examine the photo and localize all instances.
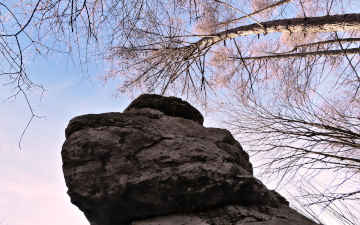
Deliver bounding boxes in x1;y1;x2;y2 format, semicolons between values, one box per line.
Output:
209;46;234;66
251;0;275;18
193;4;219;35
249;41;270;56
319;88;360;122
280;31;318;48
296;0;322;17
208;46;236;87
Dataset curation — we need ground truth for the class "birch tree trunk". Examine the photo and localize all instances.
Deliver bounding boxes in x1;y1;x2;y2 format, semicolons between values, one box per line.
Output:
190;13;360;52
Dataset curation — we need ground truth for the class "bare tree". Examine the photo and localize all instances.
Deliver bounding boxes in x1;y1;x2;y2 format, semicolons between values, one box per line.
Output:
3;0;360;99
102;0;360;101
220;93;360;224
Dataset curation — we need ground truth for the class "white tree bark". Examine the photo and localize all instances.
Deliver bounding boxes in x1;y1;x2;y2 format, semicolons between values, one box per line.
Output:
192;13;360;49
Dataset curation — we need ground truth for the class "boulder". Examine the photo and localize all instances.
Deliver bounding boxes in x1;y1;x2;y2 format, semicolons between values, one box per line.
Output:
61;94;319;225
123;94;204;125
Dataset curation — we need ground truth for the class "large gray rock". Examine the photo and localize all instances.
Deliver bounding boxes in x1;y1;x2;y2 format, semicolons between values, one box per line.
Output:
62;95;318;225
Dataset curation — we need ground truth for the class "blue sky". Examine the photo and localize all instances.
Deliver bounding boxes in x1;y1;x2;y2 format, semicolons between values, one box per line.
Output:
0;53;132;225
0;53;340;225
0;41;347;225
0;52;221;225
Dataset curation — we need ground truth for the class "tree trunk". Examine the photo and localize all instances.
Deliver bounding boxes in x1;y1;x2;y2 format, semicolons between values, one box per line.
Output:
193;13;360;49
236;47;360;60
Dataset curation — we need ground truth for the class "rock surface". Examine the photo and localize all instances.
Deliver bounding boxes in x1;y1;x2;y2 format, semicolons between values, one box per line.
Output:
124;94;204;125
62;94;319;225
132;205;316;225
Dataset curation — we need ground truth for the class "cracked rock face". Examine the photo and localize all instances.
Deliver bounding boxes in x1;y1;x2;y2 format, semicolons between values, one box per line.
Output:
62;94;319;225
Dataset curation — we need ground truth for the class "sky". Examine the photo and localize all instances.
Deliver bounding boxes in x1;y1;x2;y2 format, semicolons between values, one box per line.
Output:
0;52;222;225
0;53;345;225
0;54;337;225
0;54;132;225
